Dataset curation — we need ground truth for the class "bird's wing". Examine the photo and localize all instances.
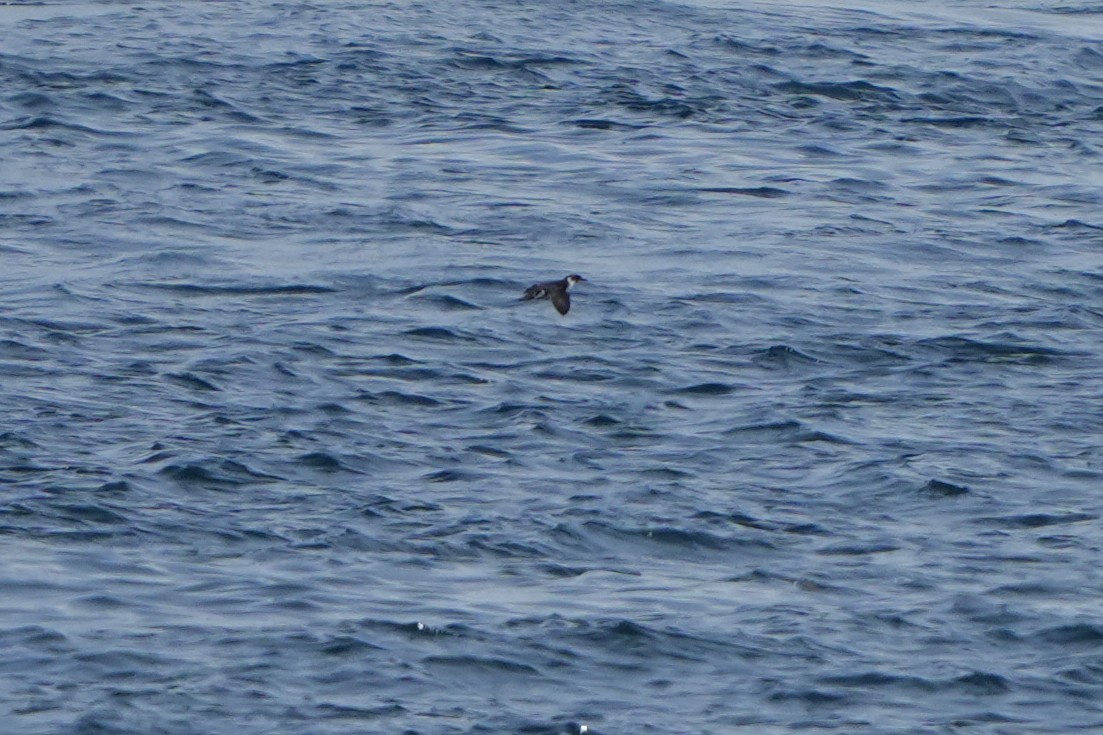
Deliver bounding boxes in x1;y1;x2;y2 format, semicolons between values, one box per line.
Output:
522;284;545;301
551;290;570;315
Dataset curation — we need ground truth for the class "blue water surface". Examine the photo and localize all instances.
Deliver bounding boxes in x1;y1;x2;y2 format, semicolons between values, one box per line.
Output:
2;1;1103;733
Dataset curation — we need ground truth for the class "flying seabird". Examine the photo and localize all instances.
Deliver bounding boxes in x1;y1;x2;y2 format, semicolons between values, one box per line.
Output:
521;274;586;315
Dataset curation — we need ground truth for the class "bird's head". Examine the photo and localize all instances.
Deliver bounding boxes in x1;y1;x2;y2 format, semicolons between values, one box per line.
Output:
566;274;586;287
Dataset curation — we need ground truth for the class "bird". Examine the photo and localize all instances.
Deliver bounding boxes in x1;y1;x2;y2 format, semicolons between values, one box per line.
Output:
521;274;586;315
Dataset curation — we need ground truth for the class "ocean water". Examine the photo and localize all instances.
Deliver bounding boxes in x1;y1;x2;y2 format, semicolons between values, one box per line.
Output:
2;1;1103;733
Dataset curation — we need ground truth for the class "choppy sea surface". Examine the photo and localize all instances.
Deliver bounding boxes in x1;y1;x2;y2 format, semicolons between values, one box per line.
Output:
3;1;1103;733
